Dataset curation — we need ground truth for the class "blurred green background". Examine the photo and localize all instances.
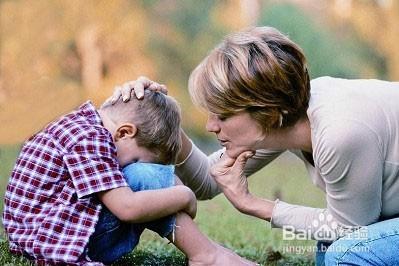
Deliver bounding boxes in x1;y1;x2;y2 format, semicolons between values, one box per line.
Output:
1;0;398;264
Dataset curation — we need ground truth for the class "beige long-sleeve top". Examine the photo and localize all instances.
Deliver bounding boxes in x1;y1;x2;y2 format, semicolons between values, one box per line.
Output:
176;77;399;241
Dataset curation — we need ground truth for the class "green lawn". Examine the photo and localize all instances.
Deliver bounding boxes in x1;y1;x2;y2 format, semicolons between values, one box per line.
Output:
0;145;324;265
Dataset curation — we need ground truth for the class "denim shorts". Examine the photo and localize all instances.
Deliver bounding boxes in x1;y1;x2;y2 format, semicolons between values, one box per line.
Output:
87;163;176;264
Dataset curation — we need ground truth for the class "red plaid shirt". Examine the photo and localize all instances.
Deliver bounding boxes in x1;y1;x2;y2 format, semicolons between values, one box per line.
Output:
3;101;128;265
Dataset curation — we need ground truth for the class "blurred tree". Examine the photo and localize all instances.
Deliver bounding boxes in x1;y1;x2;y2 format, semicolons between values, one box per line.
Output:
328;0;399;79
0;0;391;145
214;0;261;29
139;0;228;144
0;0;153;143
239;0;261;26
76;26;102;91
259;2;385;79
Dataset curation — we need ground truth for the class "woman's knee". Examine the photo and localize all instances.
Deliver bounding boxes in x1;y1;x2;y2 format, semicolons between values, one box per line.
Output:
324;234;399;265
325;218;399;265
323;238;342;265
323;237;367;265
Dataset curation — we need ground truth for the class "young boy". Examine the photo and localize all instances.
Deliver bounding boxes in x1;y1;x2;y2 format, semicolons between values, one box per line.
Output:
3;90;255;265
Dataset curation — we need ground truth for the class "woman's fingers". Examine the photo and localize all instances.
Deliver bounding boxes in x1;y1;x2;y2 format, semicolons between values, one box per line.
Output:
136;76;167;94
109;77;169;104
147;82;168;94
218;151;253;169
135;76;154;98
110;85;123;104
160;84;168;94
232;151;254;171
211;151;251;182
134;76;158;99
147;83;161;92
121;82;134;101
218;153;236;168
211;151;253;212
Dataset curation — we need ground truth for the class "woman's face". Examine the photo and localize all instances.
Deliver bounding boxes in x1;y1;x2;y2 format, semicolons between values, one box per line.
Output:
206;111;265;158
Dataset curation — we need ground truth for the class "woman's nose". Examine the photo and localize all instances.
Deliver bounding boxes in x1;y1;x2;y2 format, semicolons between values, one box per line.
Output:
206;114;220;133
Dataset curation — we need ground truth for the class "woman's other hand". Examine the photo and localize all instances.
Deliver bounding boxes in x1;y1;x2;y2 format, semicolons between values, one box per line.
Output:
211;151;274;221
210;151;254;213
108;76;168;104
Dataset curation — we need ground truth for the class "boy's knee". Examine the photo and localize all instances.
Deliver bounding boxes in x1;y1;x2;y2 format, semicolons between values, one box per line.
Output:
122;162;175;191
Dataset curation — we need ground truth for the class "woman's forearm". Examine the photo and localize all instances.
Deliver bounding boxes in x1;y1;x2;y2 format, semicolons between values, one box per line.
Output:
238;194;275;222
175;132;223;200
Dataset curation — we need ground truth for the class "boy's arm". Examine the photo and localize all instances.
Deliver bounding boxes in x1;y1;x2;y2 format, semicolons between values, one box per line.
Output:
97;185;196;223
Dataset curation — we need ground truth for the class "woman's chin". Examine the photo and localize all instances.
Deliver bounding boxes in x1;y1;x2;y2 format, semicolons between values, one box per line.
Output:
225;148;248;159
225;150;238;159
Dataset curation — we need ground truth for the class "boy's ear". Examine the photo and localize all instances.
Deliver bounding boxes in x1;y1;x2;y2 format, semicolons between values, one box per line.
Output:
114;123;137;141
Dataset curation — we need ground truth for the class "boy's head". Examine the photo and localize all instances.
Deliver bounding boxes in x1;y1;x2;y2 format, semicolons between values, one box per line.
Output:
100;91;181;166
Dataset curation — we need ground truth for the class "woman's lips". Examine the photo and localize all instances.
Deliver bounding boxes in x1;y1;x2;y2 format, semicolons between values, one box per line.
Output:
218;139;228;146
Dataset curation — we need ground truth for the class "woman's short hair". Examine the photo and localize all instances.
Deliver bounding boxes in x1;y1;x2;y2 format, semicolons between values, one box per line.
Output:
101;91;181;164
189;26;310;131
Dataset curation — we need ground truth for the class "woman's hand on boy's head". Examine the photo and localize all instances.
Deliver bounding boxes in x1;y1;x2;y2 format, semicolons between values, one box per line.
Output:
108;76;168;104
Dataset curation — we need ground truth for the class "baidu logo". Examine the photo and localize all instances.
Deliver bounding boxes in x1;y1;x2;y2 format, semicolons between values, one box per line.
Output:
312;213;337;241
282;213;368;241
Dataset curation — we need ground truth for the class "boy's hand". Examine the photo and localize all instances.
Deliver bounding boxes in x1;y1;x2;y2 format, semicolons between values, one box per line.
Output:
175;176;196;218
108;76;168;103
181;186;197;219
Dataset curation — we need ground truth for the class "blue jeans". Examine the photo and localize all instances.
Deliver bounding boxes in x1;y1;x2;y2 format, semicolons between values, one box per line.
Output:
316;217;399;265
87;163;176;264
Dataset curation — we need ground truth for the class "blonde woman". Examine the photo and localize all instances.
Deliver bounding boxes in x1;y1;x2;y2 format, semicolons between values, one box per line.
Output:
112;27;399;265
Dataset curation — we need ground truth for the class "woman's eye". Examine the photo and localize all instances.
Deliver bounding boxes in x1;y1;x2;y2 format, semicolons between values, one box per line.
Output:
218;115;227;121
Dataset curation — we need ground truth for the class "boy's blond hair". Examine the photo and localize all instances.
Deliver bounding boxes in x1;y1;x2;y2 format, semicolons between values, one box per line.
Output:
101;91;181;164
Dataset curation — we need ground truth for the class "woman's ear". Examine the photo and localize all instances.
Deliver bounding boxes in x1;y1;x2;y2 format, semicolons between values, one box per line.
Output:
114;123;137;141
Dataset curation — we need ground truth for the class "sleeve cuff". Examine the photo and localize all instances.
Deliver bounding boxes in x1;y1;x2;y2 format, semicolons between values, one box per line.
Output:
269;198;280;229
175;140;194;167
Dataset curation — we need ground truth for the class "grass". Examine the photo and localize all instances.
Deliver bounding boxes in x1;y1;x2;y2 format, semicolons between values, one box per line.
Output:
0;145;324;265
